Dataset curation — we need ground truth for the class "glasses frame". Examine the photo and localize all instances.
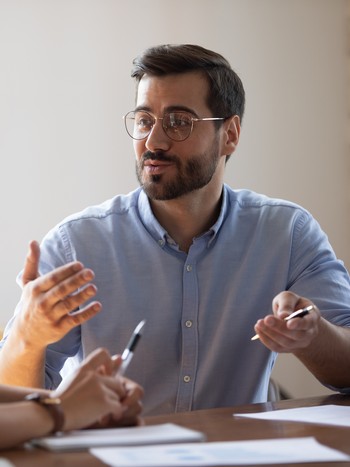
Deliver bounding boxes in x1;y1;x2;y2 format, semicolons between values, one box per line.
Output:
123;110;226;142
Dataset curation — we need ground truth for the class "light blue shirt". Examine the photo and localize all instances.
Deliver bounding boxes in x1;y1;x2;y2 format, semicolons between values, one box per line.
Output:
2;185;350;415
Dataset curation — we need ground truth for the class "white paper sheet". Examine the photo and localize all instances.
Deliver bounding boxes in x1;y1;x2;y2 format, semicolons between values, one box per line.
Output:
234;404;350;427
30;423;205;451
90;437;350;466
0;460;15;467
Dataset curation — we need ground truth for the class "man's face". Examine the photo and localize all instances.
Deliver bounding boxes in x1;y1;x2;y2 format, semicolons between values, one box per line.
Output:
133;72;226;201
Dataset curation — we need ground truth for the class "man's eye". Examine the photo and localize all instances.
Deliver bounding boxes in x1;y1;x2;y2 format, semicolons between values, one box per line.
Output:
137;118;152;128
168;114;192;128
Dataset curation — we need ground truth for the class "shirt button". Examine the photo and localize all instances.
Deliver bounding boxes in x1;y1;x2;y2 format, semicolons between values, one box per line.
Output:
185;320;193;328
186;264;192;272
158;239;165;247
183;375;191;383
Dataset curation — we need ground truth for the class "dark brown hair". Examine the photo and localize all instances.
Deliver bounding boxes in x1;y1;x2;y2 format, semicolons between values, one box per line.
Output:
131;44;245;123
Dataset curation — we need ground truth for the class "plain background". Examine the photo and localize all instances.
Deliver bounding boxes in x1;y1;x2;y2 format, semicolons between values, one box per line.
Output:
0;0;349;398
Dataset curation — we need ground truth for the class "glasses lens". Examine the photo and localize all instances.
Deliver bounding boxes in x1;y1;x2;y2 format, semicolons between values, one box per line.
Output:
163;112;193;141
124;111;154;140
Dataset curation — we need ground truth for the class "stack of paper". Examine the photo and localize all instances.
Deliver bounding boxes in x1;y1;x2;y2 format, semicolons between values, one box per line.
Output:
30;423;205;452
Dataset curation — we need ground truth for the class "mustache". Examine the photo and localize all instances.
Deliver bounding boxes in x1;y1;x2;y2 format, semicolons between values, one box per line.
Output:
141;150;177;163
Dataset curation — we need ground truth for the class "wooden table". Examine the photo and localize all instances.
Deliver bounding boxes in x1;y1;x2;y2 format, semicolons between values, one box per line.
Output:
2;393;350;466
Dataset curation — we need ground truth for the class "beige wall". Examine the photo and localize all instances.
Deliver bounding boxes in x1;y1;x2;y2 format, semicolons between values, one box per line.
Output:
0;0;348;398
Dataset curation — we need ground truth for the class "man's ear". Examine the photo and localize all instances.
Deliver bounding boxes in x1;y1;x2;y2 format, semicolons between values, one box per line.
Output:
222;115;241;155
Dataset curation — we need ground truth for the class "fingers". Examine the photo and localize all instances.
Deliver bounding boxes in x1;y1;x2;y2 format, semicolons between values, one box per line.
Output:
81;348;119;376
81;374;131;428
111;354;123;375
77;351;127;399
272;291;304;318
56;282;99;317
22;240;41;285
30;262;92;295
55;349;118;396
285;305;320;332
122;378;145;404
59;372;126;431
254;309;319;352
18;258;102;347
117;378;144;425
25;263;98;320
57;351;143;430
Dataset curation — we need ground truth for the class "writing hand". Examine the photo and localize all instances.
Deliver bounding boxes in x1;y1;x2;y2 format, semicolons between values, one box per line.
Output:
53;349;127;431
59;349;144;429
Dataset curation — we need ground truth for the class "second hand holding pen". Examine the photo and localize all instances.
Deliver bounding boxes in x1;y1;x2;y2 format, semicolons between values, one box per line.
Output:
251;305;314;341
117;319;146;376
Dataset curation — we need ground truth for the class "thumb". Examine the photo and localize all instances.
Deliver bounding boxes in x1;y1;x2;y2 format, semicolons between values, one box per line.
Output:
272;291;301;318
22;240;41;285
111;354;123;375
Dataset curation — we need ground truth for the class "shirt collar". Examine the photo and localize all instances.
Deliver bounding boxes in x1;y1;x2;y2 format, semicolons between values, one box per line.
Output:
137;186;229;248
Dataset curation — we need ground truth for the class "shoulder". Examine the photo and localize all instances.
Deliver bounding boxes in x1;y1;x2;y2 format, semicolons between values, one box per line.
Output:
223;186;316;238
57;188;142;227
226;185;303;210
225;185;311;219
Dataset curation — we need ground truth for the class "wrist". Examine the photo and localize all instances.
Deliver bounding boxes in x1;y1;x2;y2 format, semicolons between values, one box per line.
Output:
25;392;65;434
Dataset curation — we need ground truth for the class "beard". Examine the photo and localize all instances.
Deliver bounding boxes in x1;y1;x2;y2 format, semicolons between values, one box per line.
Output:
135;138;221;201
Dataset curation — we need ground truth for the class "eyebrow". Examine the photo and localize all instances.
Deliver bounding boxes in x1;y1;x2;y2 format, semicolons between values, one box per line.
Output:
134;105;199;118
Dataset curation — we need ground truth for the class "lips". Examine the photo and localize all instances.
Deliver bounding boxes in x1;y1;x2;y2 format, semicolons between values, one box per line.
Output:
143;160;173;175
143;160;172;167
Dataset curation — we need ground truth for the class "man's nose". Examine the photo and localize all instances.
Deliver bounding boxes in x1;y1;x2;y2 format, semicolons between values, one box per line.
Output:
145;119;171;152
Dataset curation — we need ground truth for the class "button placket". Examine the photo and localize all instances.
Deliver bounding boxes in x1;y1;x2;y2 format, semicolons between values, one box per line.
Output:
176;254;200;412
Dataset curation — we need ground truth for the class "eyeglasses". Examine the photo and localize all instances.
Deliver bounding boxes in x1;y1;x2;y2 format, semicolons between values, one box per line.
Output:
123;110;225;142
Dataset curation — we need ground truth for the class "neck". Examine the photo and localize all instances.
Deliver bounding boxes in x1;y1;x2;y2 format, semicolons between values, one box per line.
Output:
150;184;223;253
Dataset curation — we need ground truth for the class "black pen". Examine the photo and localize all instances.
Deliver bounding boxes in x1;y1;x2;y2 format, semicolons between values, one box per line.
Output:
251;305;314;341
117;319;146;375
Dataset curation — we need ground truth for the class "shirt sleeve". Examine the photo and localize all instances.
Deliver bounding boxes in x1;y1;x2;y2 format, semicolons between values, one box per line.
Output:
287;208;350;394
287;208;350;327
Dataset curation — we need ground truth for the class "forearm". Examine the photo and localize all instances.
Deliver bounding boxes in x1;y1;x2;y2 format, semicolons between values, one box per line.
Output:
294;318;350;388
0;331;46;387
0;384;49;403
0;401;54;450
